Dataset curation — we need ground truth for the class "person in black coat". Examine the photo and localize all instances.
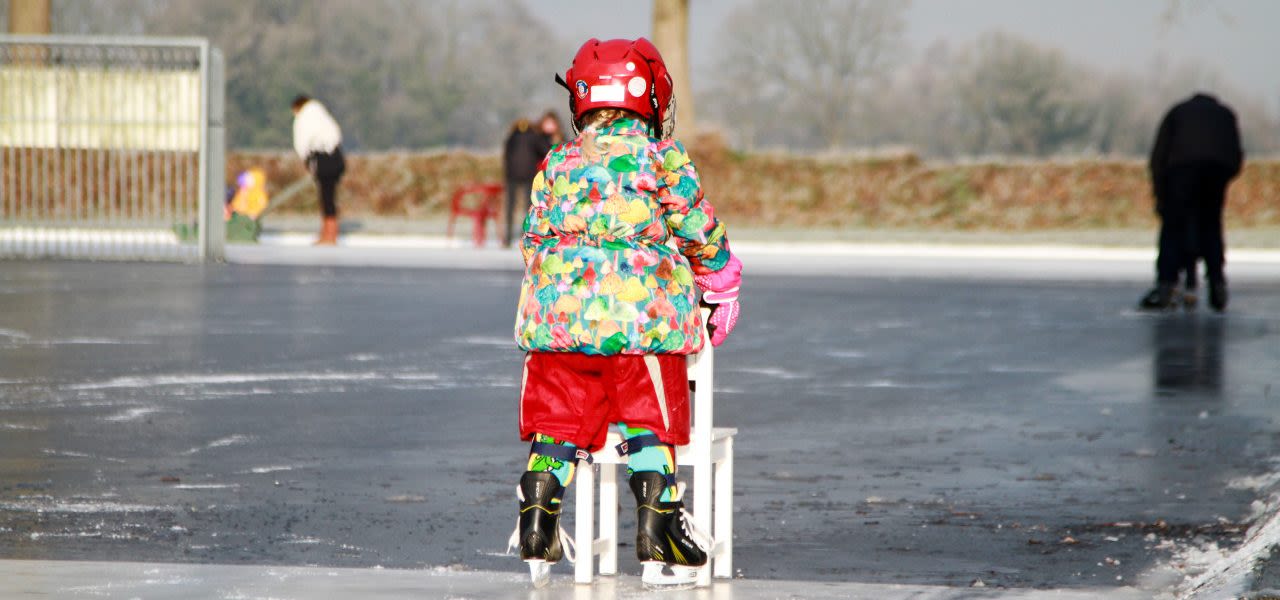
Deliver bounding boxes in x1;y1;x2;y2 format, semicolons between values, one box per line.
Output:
503;119;554;247
1140;93;1244;312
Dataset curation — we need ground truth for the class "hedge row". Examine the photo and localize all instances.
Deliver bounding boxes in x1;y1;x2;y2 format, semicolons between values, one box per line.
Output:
227;148;1280;230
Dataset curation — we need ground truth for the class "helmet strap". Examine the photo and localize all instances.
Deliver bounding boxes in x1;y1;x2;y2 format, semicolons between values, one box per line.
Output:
649;82;661;138
555;73;582;136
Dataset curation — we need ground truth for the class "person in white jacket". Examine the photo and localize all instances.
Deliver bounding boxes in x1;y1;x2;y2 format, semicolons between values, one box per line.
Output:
291;95;346;245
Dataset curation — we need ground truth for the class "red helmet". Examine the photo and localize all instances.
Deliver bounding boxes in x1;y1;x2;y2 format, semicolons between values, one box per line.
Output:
559;38;676;138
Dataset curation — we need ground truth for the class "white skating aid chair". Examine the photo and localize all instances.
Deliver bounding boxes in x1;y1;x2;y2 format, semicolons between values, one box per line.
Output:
573;332;736;586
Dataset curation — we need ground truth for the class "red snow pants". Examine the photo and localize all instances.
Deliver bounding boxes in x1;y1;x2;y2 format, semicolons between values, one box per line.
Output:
519;352;690;452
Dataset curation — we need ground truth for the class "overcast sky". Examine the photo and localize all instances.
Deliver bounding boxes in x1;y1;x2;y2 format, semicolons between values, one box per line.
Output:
527;0;1280;106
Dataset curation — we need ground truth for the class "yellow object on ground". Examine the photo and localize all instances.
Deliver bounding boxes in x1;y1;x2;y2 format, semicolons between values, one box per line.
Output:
230;168;269;219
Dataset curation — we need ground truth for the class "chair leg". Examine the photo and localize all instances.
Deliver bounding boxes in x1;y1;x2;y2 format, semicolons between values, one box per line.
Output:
574;463;595;584
598;463;618;576
693;459;712;587
714;437;734;579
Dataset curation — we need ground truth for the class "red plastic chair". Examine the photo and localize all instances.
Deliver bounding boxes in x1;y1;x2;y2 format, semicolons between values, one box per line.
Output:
446;183;503;247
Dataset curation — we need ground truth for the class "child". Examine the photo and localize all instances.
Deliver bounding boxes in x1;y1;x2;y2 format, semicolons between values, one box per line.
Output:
509;38;742;588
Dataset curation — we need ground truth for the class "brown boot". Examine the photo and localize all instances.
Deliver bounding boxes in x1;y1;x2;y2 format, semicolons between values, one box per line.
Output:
315;216;339;246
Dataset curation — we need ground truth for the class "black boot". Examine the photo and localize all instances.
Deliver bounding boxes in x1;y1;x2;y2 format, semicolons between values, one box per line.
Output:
630;471;708;587
513;472;567;587
1138;282;1178;311
1209;278;1228;312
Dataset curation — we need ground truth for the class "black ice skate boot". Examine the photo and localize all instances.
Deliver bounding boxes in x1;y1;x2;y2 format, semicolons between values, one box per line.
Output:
1209;277;1228;312
630;471;710;589
510;471;572;588
1138;282;1178;311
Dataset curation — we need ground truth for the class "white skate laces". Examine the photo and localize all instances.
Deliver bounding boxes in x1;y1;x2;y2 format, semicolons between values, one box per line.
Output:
669;482;713;553
638;482;714;588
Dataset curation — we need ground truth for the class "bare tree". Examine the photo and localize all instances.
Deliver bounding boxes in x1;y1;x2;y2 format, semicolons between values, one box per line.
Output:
949;32;1095;156
706;0;909;150
1161;0;1234;27
8;0;50;34
46;0;565;150
652;0;693;136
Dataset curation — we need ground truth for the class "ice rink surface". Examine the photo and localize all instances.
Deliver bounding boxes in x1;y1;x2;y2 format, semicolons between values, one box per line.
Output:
2;244;1279;598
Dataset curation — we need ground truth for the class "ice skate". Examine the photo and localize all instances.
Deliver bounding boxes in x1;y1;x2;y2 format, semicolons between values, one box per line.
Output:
630;472;711;589
1138;283;1179;311
507;472;574;588
1209;278;1228;312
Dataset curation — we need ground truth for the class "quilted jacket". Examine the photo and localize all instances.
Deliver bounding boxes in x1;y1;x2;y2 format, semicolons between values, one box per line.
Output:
514;118;730;355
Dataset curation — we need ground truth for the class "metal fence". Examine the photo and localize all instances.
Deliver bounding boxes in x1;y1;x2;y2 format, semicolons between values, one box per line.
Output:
0;35;224;262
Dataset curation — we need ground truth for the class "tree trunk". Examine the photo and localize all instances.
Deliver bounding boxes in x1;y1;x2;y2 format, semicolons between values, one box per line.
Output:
652;0;693;136
9;0;51;34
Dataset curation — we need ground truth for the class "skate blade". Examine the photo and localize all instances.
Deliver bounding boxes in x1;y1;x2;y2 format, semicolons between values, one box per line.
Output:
527;560;552;588
641;562;701;590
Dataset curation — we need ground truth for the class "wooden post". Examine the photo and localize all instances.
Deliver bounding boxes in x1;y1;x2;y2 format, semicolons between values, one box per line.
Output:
652;0;694;136
9;0;52;34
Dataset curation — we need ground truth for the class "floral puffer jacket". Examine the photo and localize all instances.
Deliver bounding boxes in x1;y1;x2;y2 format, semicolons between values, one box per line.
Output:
515;118;731;355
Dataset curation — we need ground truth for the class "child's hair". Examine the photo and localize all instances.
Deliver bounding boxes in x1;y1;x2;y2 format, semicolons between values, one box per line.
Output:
291;94;310;111
578;108;638;131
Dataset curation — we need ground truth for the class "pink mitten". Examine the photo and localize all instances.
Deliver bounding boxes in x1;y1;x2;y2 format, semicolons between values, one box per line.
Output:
695;254;742;347
705;299;739;347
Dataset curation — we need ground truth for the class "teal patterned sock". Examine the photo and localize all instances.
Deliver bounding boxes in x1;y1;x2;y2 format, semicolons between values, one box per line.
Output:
526;433;577;504
617;422;677;502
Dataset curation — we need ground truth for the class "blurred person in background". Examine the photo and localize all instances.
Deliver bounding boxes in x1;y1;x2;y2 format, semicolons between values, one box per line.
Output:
539;110;565;145
1140;93;1243;312
502;117;553;247
291;94;346;245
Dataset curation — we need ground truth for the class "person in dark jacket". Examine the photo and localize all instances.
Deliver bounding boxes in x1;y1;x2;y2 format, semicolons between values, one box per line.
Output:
502;119;553;247
1140;93;1244;312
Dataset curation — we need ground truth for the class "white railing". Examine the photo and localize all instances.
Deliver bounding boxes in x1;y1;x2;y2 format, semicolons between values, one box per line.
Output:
0;35;224;261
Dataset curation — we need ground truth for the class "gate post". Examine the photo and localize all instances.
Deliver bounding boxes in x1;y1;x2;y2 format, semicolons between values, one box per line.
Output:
200;45;226;261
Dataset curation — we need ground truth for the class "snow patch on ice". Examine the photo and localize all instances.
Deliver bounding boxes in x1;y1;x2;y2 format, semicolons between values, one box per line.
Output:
244;465;296;474
280;535;326;545
987;365;1056;374
183;434;254;455
1228;472;1280;492
173;483;239;490
37;337;130;345
39;448;125;462
452;335;515;347
68;371;384;391
30;531;142;541
825;379;939;390
0;499;172;513
735;366;808;380
1149;458;1280;598
0;328;31;340
388;373;442;381
103;406;162;422
825;349;867;359
862;379;918;388
874;320;912;329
